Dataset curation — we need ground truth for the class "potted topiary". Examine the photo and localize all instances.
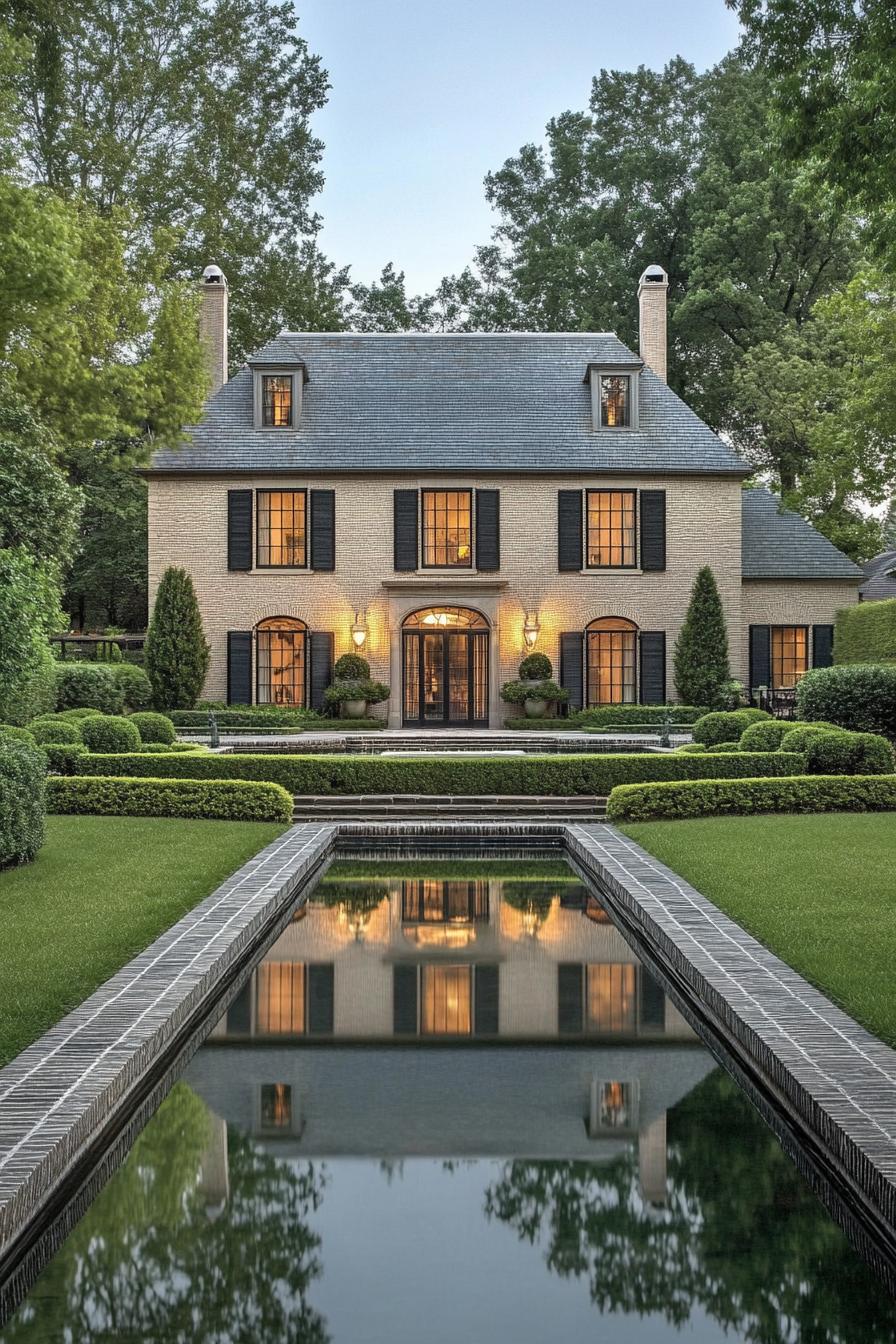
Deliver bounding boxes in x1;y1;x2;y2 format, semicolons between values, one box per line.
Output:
325;653;390;719
500;653;569;719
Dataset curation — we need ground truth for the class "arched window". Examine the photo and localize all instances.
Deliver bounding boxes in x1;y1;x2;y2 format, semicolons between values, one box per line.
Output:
586;617;638;706
256;617;307;706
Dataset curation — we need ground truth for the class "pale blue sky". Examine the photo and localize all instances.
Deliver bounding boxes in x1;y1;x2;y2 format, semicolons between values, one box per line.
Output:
297;0;742;292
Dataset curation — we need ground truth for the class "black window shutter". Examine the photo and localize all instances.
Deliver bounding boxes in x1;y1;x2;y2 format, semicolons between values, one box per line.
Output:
308;632;334;711
393;489;419;571
639;490;666;571
639;631;666;704
227;631;252;705
558;964;584;1035
227;490;253;571
475;490;500;571
639;967;666;1029
393;965;418;1035
474;965;499;1035
812;624;835;669
310;489;335;571
749;625;771;693
559;632;585;710
307;963;334;1034
226;978;252;1034
558;490;583;571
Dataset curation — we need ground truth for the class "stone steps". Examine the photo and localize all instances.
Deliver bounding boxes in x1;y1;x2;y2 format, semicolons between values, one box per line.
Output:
291;793;608;821
235;733;651;756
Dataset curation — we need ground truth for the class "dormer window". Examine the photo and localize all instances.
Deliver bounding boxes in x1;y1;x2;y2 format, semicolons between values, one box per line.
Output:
600;375;630;428
262;374;293;427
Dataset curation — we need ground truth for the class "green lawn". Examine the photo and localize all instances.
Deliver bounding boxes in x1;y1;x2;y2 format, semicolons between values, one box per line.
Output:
620;813;896;1046
0;815;286;1067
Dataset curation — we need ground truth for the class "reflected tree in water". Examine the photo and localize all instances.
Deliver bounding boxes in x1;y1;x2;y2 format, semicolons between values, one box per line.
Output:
483;1070;896;1344
2;1085;329;1344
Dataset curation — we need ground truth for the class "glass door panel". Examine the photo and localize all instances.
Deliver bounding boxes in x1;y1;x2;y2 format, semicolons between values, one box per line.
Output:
403;633;420;721
447;634;469;722
422;634;444;722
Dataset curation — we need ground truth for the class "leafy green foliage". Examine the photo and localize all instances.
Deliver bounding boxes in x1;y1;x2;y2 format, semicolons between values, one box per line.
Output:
48;776;293;823
834;598;896;665
41;743;88;775
0;382;82;569
691;708;770;745
608;774;896;823
168;706;321;727
0;548;60;724
72;749;806;795
0;725;37;745
332;653;371;679
796;664;896;736
779;722;840;752
673;567;731;708
144;568;210;710
81;715;142;754
518;653;553;680
54;662;124;714
323;679;390;707
63;454;149;630
128;712;176;745
0;738;46;866
573;705;708;727
29;718;82;745
803;730;894;776
110;662;153;711
500;679;569;705
738;719;793;752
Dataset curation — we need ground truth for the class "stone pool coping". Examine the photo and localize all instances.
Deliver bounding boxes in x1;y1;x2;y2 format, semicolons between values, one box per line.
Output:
1;818;895;1309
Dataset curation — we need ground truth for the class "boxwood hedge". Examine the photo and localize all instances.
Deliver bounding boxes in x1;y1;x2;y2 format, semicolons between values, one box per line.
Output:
128;711;176;744
607;774;896;823
29;717;82;745
81;714;142;754
47;775;293;823
0;737;46;865
691;708;770;745
803;730;894;775
737;719;793;752
43;743;89;774
796;664;896;737
72;750;807;795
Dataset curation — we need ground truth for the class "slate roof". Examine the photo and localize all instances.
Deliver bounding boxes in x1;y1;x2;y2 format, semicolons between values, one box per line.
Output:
859;548;896;600
741;488;862;581
147;332;749;476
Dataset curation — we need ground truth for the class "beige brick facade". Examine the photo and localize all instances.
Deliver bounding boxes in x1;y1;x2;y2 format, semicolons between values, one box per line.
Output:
148;473;859;723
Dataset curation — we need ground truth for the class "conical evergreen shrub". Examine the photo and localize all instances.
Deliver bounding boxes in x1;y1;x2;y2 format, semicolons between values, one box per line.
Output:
144;567;210;709
674;565;731;708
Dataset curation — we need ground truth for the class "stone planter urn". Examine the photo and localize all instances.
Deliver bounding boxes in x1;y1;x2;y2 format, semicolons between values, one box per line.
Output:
342;699;368;719
523;696;548;718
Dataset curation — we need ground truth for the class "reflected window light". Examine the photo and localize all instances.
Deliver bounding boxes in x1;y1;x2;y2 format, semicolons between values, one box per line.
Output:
260;1082;292;1130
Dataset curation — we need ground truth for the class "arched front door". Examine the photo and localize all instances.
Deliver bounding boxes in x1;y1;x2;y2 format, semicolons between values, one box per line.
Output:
402;607;489;727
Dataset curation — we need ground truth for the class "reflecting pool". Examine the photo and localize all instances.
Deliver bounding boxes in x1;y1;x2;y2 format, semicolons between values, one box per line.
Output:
3;861;895;1342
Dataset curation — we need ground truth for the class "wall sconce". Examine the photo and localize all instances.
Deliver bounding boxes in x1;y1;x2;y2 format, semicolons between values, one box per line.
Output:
350;611;367;649
523;612;541;649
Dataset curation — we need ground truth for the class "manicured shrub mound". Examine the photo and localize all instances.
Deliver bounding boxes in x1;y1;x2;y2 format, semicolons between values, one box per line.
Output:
607;775;896;823
803;730;894;776
128;711;176;744
796;664;896;737
0;737;46;865
572;705;707;728
111;663;153;711
167;707;320;729
29;717;82;745
834;599;896;666
0;725;37;745
47;775;293;823
738;720;793;752
55;662;124;714
333;653;371;680
42;743;88;774
518;653;553;681
55;707;104;722
778;722;839;752
80;714;142;754
72;750;807;795
703;741;744;753
675;743;706;753
691;708;769;745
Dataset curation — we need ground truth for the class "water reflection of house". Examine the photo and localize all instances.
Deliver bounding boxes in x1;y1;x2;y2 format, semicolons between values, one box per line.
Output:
190;877;712;1209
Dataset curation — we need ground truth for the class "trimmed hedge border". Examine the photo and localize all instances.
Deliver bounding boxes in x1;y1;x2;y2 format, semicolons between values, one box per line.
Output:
607;774;896;823
167;708;387;731
0;738;46;866
47;775;293;823
72;750;807;796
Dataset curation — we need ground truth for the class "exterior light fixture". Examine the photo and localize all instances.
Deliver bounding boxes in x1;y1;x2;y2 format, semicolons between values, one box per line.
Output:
350;611;367;648
523;612;541;649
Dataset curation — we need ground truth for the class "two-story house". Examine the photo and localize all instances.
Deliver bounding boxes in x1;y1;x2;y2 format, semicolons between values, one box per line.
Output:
145;265;861;727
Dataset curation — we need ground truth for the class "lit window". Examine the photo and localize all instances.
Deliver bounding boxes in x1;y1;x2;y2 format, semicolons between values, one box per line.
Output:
261;375;293;427
586;964;637;1033
598;1081;635;1128
600;375;630;427
586;617;637;705
256;490;306;567
421;965;472;1035
256;962;305;1034
256;617;306;706
771;626;808;689
402;880;488;923
587;490;636;567
260;1082;292;1130
422;490;472;568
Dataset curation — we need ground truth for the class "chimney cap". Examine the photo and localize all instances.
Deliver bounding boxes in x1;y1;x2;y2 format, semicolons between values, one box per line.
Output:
639;264;668;287
201;264;227;286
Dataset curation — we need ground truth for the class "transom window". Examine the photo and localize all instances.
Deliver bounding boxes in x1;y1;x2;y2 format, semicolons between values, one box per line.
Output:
422;490;472;568
256;616;306;706
587;490;636;568
261;374;293;427
771;625;808;689
402;606;487;629
256;490;306;567
600;375;631;428
587;617;637;705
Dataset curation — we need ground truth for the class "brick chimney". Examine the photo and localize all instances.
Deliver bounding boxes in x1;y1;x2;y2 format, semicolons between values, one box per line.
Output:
638;264;668;382
198;264;228;396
